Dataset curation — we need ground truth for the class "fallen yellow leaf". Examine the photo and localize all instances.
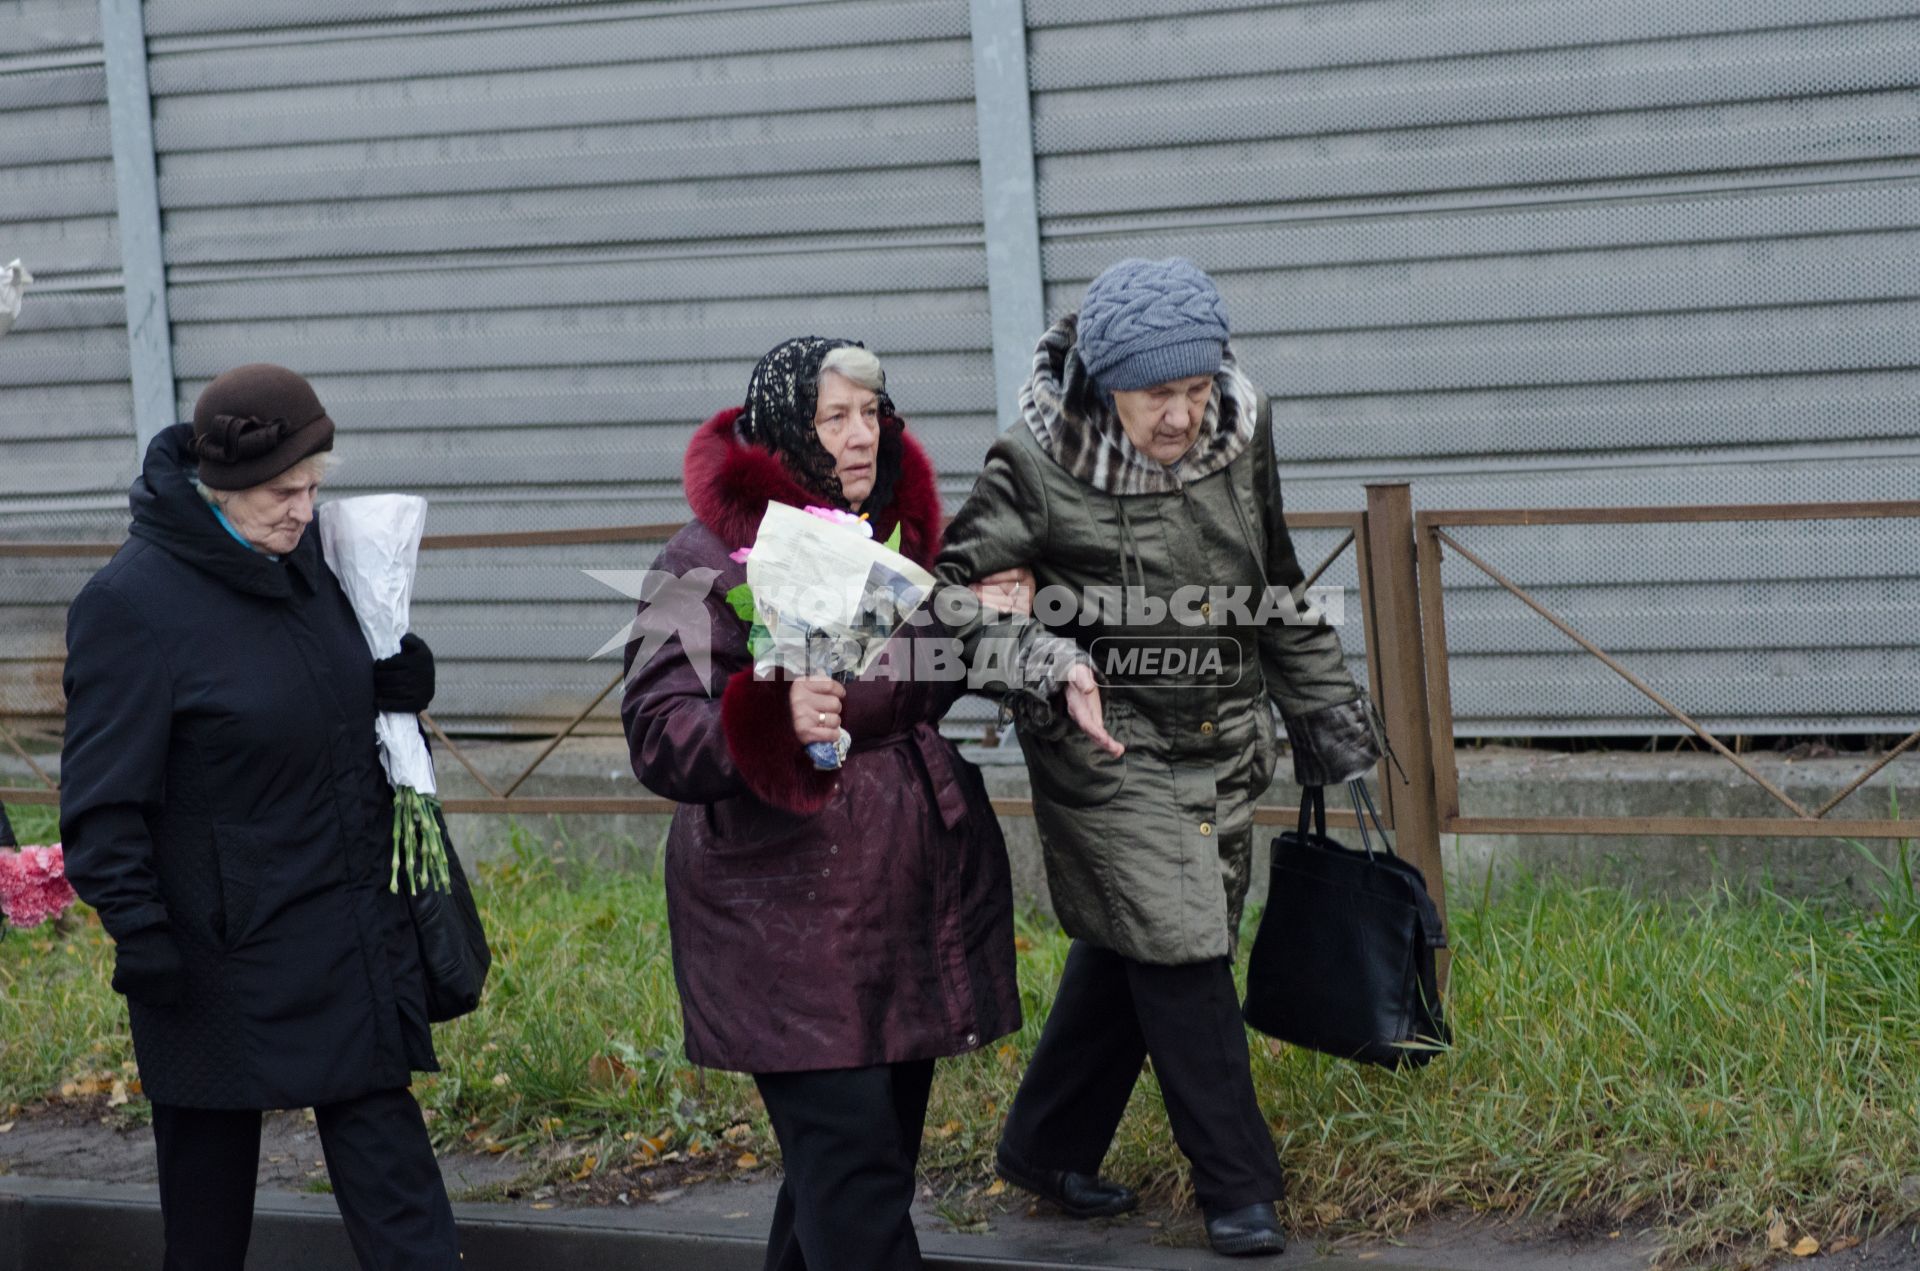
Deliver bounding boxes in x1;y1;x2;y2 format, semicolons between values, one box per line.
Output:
570;1155;598;1181
735;1152;759;1169
1013;936;1033;953
530;1202;554;1211
1791;1237;1820;1258
1830;1236;1861;1254
1767;1210;1789;1252
107;1080;129;1108
0;1122;13;1134
587;1055;636;1089
985;1179;1006;1197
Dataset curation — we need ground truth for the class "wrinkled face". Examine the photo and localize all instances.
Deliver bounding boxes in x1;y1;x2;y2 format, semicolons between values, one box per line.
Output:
1111;374;1213;465
813;370;881;509
222;464;324;555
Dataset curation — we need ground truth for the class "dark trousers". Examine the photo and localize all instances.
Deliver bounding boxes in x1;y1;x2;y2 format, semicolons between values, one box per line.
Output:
753;1059;935;1271
151;1087;459;1271
999;940;1285;1212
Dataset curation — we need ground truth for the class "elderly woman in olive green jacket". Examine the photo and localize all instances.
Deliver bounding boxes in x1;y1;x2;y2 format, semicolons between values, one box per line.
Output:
938;258;1381;1259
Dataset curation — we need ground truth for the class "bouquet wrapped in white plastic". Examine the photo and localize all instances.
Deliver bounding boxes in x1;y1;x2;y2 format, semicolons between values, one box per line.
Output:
0;260;30;341
318;494;449;894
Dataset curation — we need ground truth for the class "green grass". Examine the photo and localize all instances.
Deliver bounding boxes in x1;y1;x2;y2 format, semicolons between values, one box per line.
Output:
6;805;1919;1265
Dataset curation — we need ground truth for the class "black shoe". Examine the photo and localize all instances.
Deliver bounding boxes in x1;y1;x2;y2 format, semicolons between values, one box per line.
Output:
994;1147;1139;1219
1204;1202;1287;1257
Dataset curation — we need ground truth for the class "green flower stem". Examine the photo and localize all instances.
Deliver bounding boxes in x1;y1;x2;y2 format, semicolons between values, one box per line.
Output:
390;786;452;895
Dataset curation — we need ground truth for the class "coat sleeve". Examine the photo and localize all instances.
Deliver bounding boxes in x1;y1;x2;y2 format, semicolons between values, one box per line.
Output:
933;433;1089;738
936;430;1049;589
1251;403;1384;786
59;583;175;940
619;563;837;815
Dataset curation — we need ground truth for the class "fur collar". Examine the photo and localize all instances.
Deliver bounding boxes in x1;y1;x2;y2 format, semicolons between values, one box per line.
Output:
1021;314;1260;496
683;407;943;567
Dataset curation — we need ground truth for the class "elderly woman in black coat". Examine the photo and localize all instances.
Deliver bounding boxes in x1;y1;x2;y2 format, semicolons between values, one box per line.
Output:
60;364;457;1271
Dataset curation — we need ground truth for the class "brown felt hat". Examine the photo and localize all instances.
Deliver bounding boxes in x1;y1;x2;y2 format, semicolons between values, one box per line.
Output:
192;363;336;491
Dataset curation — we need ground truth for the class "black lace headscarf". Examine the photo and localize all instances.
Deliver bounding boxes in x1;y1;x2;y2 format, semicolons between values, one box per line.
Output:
739;335;906;513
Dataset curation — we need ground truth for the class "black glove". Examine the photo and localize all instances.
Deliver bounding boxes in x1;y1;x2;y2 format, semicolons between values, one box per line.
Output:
111;925;186;1007
373;632;435;714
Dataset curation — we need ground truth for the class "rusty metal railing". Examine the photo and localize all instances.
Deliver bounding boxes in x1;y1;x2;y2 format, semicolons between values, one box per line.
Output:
2;510;1412;840
1415;501;1920;841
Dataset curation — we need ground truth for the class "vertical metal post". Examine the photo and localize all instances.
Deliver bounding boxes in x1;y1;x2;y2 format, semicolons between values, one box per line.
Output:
969;0;1045;432
1363;483;1449;986
99;0;176;453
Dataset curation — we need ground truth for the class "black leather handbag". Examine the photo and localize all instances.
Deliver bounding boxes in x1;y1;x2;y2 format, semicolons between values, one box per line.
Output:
410;800;491;1023
1243;780;1449;1067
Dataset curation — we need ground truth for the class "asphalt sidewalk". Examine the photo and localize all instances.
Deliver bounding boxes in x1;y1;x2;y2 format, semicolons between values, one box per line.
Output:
0;1106;1670;1271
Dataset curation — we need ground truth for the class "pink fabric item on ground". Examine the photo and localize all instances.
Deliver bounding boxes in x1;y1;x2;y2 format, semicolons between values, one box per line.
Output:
0;844;79;928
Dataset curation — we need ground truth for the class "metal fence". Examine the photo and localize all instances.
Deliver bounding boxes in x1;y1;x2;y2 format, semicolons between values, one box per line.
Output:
7;0;1920;736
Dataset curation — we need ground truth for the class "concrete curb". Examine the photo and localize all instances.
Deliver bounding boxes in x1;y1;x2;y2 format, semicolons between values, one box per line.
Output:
0;1175;1456;1271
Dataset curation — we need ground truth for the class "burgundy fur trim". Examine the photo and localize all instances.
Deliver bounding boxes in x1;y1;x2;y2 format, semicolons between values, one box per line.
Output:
684;407;944;567
720;668;837;815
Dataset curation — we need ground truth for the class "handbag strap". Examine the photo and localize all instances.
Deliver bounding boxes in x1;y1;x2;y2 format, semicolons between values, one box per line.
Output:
1349;778;1448;949
1296;784;1327;840
1348;778;1387;860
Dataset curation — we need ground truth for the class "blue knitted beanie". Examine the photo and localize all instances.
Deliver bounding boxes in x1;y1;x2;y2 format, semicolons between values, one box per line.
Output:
1075;257;1229;392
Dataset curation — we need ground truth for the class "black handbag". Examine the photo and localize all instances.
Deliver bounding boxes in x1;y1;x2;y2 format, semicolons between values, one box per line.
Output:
1243;780;1449;1067
410;801;491;1023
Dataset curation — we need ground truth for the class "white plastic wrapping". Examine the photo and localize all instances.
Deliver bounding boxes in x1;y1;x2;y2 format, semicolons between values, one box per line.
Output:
318;494;437;797
0;261;30;341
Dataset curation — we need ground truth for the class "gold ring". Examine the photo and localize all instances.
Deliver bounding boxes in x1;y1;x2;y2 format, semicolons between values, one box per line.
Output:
818;712;827;725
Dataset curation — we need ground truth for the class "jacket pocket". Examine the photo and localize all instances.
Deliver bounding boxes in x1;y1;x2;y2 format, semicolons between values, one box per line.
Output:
1020;700;1131;809
209;823;264;949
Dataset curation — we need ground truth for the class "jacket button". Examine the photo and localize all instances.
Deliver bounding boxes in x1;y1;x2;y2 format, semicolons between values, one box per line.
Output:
1199;821;1213;836
829;844;839;854
965;1032;979;1046
1200;601;1212;619
821;867;830;877
1200;720;1215;736
807;891;816;901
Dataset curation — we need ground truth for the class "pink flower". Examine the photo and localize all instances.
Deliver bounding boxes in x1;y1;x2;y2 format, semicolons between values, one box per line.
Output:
729;546;752;564
0;844;79;929
803;506;872;538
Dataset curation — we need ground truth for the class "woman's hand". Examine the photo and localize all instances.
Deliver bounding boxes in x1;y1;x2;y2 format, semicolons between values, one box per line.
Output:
790;676;846;745
1064;664;1124;757
970;567;1036;617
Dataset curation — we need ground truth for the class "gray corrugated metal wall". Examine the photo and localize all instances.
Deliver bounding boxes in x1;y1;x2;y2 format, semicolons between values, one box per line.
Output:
1029;0;1920;735
0;0;132;516
3;0;1916;735
0;0;134;732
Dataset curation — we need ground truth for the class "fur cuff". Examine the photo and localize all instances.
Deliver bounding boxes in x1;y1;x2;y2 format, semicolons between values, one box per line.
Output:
1285;695;1383;787
720;668;838;815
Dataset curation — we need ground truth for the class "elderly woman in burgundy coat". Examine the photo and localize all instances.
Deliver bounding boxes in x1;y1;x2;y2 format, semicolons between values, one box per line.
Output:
621;337;1111;1271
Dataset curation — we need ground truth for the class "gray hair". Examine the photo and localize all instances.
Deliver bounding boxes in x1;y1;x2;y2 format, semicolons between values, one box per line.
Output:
194;450;339;507
819;345;885;394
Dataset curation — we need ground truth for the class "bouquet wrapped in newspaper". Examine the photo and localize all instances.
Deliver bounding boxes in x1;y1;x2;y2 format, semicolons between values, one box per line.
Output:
317;494;449;894
727;503;936;769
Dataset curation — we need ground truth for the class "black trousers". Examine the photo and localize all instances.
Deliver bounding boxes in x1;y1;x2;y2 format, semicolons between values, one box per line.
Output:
753;1059;935;1271
999;940;1285;1212
150;1087;459;1271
